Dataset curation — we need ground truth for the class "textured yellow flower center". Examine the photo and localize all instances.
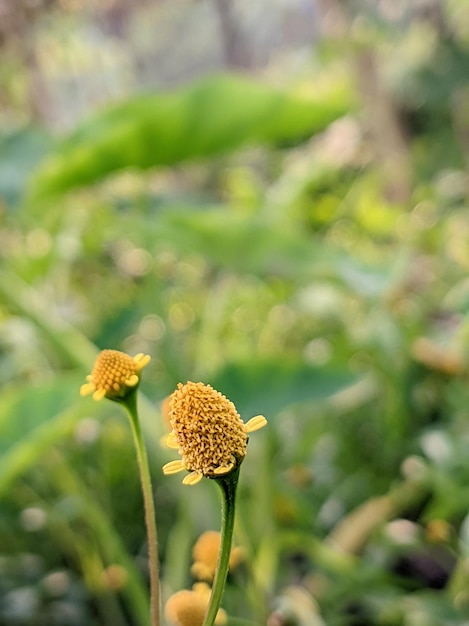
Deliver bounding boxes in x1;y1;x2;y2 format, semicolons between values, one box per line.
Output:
170;381;248;478
80;350;150;401
162;381;267;485
92;349;139;388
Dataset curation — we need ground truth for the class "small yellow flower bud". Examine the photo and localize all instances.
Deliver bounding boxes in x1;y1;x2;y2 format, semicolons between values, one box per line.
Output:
165;583;227;626
191;530;245;582
80;350;150;402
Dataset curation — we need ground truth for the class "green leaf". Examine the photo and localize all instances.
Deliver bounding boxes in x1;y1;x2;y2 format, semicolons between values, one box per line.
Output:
0;376;89;496
209;359;360;418
28;73;353;198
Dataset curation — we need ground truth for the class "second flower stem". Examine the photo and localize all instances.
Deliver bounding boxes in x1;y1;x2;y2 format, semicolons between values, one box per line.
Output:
125;392;160;626
203;468;239;626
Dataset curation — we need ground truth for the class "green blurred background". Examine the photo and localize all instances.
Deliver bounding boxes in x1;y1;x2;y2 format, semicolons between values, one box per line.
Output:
2;0;469;624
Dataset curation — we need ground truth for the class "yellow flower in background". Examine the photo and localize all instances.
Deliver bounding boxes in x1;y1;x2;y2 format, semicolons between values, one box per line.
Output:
191;530;245;582
80;350;151;401
165;583;227;626
162;381;267;485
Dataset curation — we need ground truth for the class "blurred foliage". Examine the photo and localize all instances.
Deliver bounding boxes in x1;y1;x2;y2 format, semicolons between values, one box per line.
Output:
2;1;469;625
28;74;352;198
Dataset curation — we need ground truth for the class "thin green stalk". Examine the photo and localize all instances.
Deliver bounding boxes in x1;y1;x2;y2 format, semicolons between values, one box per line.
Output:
203;468;239;626
46;451;150;625
124;391;160;626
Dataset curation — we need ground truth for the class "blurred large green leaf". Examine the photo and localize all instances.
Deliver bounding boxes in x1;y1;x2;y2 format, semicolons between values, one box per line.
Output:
0;377;87;496
28;73;352;197
209;358;360;418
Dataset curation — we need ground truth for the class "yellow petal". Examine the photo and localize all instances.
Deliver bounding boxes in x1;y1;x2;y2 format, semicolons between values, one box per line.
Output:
134;353;151;370
162;460;186;475
92;388;106;401
80;382;95;397
125;374;139;387
182;471;203;486
213;463;234;475
244;415;267;433
165;432;180;449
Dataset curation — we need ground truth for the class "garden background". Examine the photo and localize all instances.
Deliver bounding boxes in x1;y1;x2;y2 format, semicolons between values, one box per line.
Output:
2;0;469;624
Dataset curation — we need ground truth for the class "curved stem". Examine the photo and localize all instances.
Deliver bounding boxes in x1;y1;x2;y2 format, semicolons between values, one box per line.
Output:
124;392;160;626
203;468;239;626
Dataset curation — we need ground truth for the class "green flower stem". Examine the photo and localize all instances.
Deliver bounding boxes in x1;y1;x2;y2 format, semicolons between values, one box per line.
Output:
203;467;240;626
124;391;160;626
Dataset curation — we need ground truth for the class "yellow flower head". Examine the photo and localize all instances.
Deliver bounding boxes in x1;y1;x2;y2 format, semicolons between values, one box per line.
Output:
191;530;245;582
80;350;151;402
165;583;227;626
162;381;267;485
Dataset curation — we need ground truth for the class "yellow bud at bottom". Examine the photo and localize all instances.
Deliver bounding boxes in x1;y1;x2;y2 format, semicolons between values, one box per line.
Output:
165;584;227;626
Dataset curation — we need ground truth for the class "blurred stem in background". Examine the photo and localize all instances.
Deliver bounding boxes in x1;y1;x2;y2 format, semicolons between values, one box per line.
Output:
124;391;161;626
45;451;151;625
